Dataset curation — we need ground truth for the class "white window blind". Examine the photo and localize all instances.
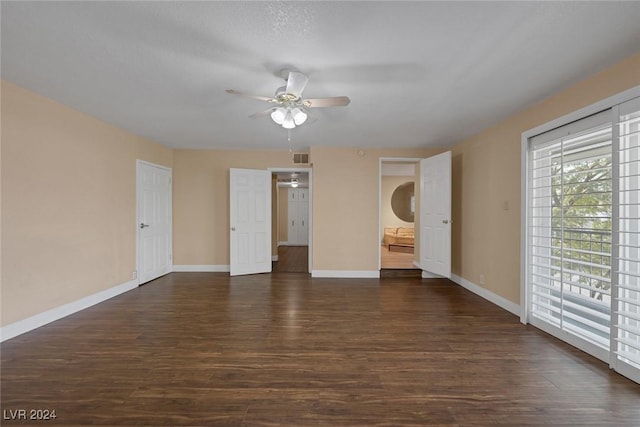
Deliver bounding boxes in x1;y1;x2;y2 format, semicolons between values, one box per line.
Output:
613;96;640;383
529;111;613;353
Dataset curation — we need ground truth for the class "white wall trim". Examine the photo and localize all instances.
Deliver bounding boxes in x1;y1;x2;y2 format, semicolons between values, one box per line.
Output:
172;265;230;272
272;255;278;262
1;279;138;342
450;273;520;316
312;270;380;278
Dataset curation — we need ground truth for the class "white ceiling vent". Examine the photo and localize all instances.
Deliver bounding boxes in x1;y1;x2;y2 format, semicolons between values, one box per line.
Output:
292;152;310;165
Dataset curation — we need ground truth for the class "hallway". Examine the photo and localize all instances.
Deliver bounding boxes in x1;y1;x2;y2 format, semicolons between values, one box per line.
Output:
273;246;309;273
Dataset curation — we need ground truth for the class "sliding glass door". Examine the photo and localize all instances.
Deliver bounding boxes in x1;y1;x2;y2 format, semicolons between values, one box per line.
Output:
525;91;640;384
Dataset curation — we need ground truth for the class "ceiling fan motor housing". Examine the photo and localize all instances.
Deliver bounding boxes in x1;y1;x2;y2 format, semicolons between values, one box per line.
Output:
275;85;299;103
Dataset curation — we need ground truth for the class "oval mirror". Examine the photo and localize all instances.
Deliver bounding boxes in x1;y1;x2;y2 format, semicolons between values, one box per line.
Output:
391;181;415;222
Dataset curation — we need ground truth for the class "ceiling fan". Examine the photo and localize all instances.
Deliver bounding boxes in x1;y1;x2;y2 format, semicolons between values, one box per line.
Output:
226;70;350;129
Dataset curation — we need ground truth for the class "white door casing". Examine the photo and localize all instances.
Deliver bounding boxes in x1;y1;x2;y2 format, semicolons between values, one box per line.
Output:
420;151;452;278
137;160;172;284
230;168;272;276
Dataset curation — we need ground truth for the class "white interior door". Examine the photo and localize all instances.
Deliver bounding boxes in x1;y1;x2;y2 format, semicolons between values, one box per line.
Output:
287;197;298;245
420;151;452;278
298;200;309;245
137;161;172;284
230;168;272;276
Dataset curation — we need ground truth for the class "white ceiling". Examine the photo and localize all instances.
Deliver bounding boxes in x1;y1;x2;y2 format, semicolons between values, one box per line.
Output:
2;1;640;151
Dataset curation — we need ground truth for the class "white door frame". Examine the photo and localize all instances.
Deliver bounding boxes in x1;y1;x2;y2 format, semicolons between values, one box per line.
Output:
136;159;173;285
269;167;313;273
378;157;422;271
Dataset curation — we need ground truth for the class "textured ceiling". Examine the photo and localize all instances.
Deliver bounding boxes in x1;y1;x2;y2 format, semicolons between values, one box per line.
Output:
2;1;640;150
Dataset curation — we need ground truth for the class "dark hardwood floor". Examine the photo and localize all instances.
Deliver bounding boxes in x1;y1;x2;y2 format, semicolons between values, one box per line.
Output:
273;245;308;273
2;273;639;426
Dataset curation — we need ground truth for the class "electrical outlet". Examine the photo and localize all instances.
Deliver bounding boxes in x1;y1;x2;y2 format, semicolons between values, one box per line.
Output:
479;274;485;285
132;271;137;280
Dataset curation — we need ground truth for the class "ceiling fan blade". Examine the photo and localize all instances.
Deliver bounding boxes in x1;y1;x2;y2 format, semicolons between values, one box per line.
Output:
304;96;351;108
285;71;309;98
226;89;275;103
248;108;276;119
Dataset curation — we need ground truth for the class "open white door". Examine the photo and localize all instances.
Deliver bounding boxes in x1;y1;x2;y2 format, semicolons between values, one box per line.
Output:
230;168;272;276
419;151;452;278
137;161;172;284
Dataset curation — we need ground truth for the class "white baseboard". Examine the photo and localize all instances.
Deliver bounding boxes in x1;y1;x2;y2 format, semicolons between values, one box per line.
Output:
172;265;230;272
272;255;278;262
1;279;138;342
311;270;380;278
450;273;521;316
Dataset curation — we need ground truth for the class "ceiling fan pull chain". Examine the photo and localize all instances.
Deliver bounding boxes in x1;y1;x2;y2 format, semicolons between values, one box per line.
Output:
288;130;294;157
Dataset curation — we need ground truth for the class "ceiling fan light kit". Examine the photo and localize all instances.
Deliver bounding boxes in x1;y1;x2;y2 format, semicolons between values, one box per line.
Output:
271;106;307;129
292;107;308;126
227;69;350;130
271;108;285;124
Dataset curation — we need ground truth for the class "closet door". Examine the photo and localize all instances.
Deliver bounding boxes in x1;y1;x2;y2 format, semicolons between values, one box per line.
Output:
298;201;309;245
286;188;309;246
288;195;299;245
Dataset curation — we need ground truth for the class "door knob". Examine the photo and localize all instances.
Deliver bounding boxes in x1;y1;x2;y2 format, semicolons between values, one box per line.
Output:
442;219;449;224
140;223;150;228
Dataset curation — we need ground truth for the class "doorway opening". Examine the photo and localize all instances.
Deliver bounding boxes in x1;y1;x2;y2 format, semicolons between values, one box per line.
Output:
271;169;311;274
379;158;421;273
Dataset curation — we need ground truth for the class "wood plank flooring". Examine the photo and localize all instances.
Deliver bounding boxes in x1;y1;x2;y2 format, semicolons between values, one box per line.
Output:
2;273;639;426
273;246;308;273
381;244;415;269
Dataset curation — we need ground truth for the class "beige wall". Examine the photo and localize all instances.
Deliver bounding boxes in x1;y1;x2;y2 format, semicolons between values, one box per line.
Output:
311;147;442;272
172;149;294;266
1;80;173;326
451;51;640;305
174;147;437;272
